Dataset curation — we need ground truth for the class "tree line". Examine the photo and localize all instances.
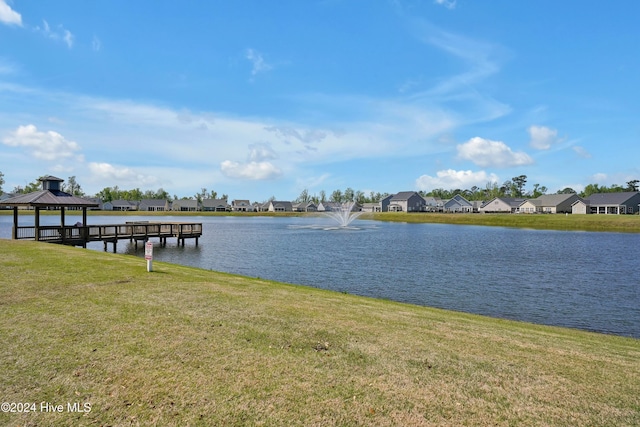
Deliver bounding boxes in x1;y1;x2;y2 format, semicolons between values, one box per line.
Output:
1;172;639;204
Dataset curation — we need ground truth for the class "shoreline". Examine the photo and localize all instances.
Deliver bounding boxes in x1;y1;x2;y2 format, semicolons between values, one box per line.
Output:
3;209;640;233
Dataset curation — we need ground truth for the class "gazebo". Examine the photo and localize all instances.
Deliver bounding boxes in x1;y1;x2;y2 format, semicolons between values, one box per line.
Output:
3;175;99;247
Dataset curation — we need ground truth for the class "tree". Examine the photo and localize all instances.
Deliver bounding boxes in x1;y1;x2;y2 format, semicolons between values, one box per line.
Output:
319;190;327;203
531;183;547;198
296;188;311;204
557;187;576;194
343;187;355;202
626;180;639;192
512;175;527;197
0;170;4;195
63;176;84;196
330;189;343;202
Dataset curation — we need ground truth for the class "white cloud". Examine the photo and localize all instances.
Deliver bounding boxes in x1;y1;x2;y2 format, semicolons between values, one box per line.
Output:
245;48;272;76
528;125;560;150
457;137;533;168
35;20;74;48
248;142;277;162
88;162;158;187
572;145;591;159
416;169;499;190
0;0;21;26
2;124;81;161
434;0;456;10
220;160;282;180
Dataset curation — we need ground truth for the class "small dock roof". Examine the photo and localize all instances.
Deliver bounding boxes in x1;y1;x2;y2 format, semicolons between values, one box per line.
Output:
2;189;99;208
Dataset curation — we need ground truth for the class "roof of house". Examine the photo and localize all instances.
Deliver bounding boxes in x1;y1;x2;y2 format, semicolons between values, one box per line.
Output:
528;193;578;207
108;199;137;207
483;197;527;208
202;198;228;208
390;191;420;201
139;199;168;208
583;192;640;205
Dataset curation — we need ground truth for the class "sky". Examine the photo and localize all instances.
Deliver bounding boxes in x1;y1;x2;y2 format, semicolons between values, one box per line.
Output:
1;0;639;202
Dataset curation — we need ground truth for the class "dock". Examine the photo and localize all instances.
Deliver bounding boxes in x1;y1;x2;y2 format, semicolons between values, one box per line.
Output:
13;221;203;252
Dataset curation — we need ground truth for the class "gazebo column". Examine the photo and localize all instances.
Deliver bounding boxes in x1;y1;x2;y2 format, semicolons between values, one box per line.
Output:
60;207;66;244
34;207;40;241
82;207;88;248
12;207;18;239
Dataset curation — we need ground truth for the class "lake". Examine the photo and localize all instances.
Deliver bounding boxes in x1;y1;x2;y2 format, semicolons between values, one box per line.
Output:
1;214;639;339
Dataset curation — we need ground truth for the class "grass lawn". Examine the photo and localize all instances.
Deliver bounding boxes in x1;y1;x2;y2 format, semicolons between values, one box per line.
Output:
1;240;639;426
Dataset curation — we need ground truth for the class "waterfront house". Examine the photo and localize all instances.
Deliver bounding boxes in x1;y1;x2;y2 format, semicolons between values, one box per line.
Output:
172;199;199;212
443;194;473;213
268;201;293;212
422;196;442;212
231;200;254;212
138;199;170;212
479;197;527;213
103;199;137;211
572;192;640;214
293;202;318;212
518;193;580;214
388;192;425;212
202;199;229;212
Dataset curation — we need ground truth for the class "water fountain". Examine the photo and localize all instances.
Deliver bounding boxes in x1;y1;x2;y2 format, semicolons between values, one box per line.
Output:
323;201;363;228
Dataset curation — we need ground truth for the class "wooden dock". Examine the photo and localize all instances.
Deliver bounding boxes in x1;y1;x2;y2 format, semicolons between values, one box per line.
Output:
13;221;203;252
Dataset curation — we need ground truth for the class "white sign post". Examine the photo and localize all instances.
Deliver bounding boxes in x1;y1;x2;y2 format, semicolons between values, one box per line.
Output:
145;241;153;272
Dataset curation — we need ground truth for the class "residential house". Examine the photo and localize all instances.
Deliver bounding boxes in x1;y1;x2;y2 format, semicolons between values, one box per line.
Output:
268;201;293;212
231;200;254;212
0;192;18;210
360;195;394;213
388;191;425;212
573;192;640;214
479;197;527;214
172;199;199;212
202;199;229;212
103;199;137;211
317;201;339;212
422;196;442;212
518;193;580;214
138;199;170;212
292;202;318;212
85;197;103;211
443;194;473;213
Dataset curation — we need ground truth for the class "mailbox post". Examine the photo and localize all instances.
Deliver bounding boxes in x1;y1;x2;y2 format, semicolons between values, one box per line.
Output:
145;241;153;272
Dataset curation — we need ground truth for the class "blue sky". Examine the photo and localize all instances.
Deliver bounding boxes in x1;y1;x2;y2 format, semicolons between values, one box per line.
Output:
1;0;639;201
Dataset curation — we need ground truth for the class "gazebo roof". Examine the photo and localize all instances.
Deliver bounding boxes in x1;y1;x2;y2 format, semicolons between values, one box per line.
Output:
2;189;99;208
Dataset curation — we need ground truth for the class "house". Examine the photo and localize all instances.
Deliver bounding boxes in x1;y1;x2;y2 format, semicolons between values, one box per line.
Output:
103;199;137;211
138;199;169;212
518;194;580;214
231;200;254;212
202;199;229;212
388;192;425;212
85;197;103;211
479;197;527;214
292;202;318;212
253;201;270;212
268;201;293;212
317;201;339;212
0;192;18;210
172;199;199;212
573;192;640;214
443;194;473;213
422;196;442;212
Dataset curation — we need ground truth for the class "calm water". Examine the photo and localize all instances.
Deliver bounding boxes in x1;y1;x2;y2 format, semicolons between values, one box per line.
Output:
2;214;639;338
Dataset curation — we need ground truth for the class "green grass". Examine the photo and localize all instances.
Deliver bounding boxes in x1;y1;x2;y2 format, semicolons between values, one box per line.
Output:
363;212;640;232
1;240;638;426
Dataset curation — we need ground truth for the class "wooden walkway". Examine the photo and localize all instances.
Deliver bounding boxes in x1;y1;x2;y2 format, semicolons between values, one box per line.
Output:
13;221;203;252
